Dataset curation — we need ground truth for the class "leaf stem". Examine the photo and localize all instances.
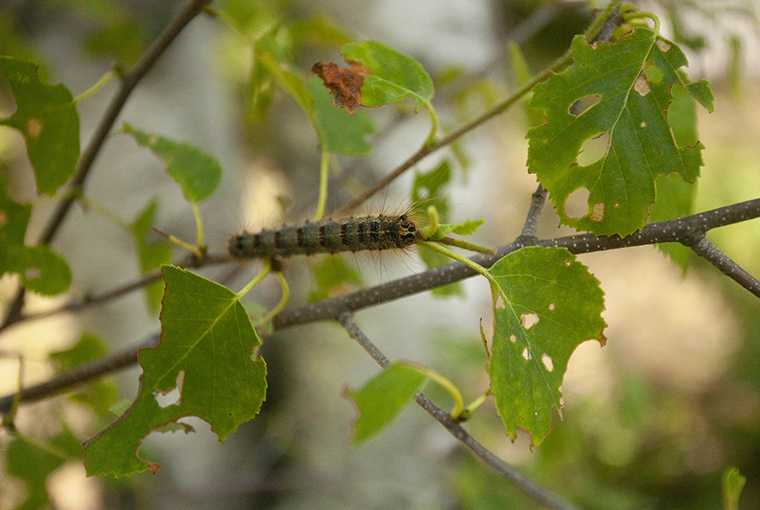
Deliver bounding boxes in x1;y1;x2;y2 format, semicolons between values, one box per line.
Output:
73;70;117;103
401;362;465;419
462;389;491;418
191;202;205;250
623;11;661;33
255;270;290;326
235;259;272;299
314;151;330;221
436;236;496;255
152;227;204;259
419;205;440;239
424;100;439;146
416;239;505;303
77;193;131;230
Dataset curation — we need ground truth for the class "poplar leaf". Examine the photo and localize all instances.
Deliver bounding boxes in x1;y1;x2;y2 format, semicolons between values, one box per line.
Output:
307;76;376;155
527;28;714;236
489;247;606;446
0;56;80;194
341;40;434;111
347;363;427;445
131;199;172;313
314;40;434;114
123;123;222;204
84;265;267;477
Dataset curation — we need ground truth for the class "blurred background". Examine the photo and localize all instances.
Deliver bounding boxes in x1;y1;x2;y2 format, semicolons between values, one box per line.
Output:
0;0;759;509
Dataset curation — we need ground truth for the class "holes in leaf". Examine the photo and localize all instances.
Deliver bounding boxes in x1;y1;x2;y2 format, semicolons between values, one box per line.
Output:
568;94;601;117
26;118;42;138
541;353;554;372
576;132;610;167
24;267;41;281
565;187;589;219
548;302;555;311
154;371;184;408
633;74;651;96
520;312;539;330
510;334;517;343
522;347;531;360
656;39;671;52
589;202;605;222
495;294;505;309
640;121;646;128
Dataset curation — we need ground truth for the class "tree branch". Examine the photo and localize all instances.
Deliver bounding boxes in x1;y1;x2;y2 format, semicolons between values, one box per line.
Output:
337;311;582;510
3;198;758;414
683;236;760;297
0;0;213;329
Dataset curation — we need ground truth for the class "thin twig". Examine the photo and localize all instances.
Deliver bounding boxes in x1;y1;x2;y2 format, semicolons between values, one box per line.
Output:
337;311;582;510
519;183;548;240
0;0;213;330
4;198;758;413
683;236;760;297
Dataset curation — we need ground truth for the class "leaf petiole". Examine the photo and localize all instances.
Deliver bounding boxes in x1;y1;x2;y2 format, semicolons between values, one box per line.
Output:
460;389;491;421
152;227;204;260
416;240;505;304
423;100;439;146
236;259;272;299
400;362;464;420
622;11;661;33
436;236;495;255
73;70;117;103
314;151;330;221
191;202;205;251
255;270;290;326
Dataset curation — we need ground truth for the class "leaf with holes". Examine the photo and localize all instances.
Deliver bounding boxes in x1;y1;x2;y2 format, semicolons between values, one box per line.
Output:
346;362;428;445
0;56;80;194
123;123;222;204
84;265;267;477
527;28;714;236
489;246;606;446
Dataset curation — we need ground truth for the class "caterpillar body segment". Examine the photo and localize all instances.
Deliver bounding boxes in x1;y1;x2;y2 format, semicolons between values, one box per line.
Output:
229;214;419;259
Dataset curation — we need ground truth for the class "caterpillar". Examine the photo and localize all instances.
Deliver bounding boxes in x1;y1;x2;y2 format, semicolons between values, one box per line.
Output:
229;214;419;259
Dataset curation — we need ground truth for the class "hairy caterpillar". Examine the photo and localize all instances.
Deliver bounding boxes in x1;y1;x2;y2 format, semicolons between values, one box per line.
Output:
229;214;419;259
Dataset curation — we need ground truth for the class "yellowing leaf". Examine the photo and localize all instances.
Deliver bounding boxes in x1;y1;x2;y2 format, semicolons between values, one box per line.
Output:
527;28;714;236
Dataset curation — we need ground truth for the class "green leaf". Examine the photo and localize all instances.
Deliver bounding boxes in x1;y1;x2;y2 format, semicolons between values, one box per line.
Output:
289;14;352;48
256;51;314;116
438;218;484;238
84;265;267;477
6;437;66;510
131;199;172;314
50;333;117;417
0;182;71;295
15;245;72;296
123;123;222;204
412;161;461;296
489;246;606;445
722;466;746;510
650;76;699;271
0;56;80;194
527;28;714;236
340;40;434;111
308;76;376;155
308;256;363;302
347;362;427;445
508;42;544;128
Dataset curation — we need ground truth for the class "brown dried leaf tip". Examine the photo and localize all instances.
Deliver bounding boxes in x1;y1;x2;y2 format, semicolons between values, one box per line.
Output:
312;59;371;115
